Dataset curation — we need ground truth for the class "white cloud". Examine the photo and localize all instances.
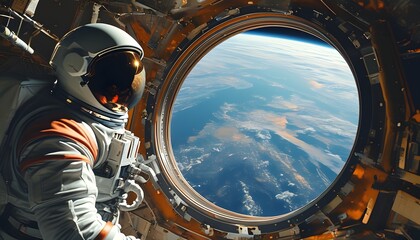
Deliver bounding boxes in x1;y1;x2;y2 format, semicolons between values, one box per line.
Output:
275;191;297;205
240;181;262;216
176;146;210;171
296;127;316;134
256;130;272;140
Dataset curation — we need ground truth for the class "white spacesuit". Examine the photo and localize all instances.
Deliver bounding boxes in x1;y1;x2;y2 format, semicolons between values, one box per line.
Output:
0;23;146;239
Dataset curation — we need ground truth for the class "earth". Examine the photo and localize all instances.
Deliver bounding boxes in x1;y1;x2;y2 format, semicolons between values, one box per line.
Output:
170;31;359;217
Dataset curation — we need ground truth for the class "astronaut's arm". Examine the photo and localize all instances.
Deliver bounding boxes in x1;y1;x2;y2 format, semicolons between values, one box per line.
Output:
20;138;137;240
23;159;135;240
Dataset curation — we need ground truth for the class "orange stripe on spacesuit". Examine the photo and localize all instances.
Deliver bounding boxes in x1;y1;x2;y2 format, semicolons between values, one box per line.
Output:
95;221;114;240
19;154;91;172
18;114;98;163
46;118;98;160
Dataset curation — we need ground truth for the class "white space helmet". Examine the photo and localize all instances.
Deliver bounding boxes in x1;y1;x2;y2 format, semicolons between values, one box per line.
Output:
50;23;145;118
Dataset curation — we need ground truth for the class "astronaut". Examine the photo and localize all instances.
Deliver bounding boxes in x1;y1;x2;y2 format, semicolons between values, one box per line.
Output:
0;23;146;239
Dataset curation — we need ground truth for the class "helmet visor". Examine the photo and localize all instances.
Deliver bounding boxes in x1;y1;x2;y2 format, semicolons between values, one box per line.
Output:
85;50;145;113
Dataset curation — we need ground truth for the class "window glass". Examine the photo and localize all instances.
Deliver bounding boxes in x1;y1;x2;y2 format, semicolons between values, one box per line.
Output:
171;29;359;216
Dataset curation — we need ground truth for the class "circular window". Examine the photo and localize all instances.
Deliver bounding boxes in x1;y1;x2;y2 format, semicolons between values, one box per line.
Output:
149;11;371;232
170;28;359;217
